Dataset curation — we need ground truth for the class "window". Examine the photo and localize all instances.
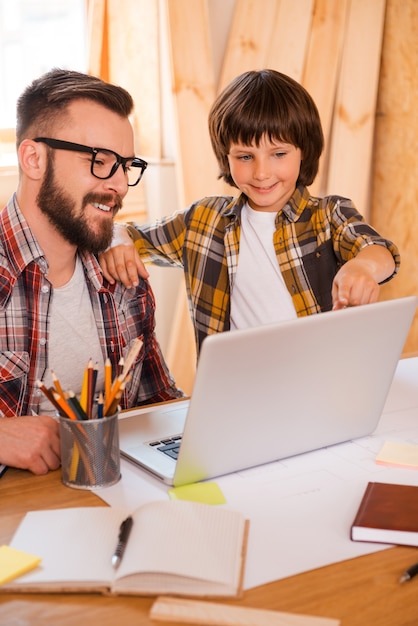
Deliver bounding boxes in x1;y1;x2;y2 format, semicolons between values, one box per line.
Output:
0;0;87;164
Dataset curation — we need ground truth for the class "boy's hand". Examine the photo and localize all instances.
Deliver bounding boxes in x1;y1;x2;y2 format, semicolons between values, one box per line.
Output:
99;224;149;288
332;245;395;310
332;260;380;309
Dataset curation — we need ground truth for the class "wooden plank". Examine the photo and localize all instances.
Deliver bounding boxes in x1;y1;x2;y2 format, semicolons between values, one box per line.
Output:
166;0;223;203
87;0;107;78
302;0;349;197
325;0;387;216
266;0;314;82
107;0;161;158
151;596;340;626
165;0;225;393
218;0;279;91
371;0;418;357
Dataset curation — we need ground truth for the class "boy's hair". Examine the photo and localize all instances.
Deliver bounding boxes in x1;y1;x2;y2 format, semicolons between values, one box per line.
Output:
208;69;324;188
16;68;134;146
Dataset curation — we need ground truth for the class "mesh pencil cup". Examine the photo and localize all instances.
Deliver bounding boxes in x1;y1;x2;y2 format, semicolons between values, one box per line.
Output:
59;411;121;489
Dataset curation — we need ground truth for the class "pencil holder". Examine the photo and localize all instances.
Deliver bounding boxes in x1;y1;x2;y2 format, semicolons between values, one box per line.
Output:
59;411;121;489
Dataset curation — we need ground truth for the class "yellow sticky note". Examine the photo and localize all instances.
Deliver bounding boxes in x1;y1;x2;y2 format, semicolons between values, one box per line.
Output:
0;545;41;585
168;482;226;504
376;441;418;469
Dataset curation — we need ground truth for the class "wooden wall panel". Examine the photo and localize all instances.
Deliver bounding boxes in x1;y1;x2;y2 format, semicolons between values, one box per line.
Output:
266;0;314;83
326;0;386;216
302;0;349;198
371;0;418;356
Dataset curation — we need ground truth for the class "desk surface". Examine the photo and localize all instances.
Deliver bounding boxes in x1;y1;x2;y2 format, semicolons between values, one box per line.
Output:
2;468;418;625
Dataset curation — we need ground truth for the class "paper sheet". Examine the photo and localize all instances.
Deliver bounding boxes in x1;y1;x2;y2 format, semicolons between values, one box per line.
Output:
95;358;418;590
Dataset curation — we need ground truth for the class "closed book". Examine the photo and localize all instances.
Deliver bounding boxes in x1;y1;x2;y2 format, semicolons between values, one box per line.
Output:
351;482;418;546
0;502;248;598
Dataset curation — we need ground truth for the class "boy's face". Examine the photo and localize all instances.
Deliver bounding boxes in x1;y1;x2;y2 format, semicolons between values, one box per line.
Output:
227;135;302;213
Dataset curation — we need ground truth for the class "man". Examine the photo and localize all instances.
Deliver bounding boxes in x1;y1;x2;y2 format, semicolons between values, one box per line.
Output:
0;69;182;475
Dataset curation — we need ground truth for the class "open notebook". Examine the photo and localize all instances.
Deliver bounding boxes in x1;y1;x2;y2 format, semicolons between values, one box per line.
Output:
119;296;417;486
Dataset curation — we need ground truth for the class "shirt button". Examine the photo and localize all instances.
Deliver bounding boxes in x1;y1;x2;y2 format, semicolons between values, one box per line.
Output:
41;285;49;294
39;338;47;346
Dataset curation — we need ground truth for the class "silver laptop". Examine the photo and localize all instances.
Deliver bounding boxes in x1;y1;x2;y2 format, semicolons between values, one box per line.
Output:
119;296;417;486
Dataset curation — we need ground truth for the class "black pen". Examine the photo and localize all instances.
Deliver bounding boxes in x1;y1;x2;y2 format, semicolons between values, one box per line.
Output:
399;561;418;583
112;515;133;569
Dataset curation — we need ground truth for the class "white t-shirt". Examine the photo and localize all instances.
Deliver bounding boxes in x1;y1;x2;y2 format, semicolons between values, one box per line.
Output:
230;202;297;330
39;256;105;415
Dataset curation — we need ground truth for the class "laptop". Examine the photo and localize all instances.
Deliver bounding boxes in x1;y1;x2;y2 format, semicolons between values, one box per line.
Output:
119;296;418;486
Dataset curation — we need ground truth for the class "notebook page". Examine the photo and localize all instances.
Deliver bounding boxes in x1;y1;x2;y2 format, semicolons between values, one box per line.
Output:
8;507;130;586
118;501;245;586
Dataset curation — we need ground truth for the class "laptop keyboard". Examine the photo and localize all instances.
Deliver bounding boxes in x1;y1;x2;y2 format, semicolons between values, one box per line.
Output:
149;435;182;460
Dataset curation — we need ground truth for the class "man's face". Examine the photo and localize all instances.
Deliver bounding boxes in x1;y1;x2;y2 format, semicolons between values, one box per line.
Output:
36;99;135;253
36;155;123;254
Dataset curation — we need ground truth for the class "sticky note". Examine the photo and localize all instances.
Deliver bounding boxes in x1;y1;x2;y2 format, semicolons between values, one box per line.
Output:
168;482;226;504
0;545;41;585
376;441;418;469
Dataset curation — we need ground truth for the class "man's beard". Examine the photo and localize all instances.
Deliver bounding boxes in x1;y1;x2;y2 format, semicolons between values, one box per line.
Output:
36;158;123;254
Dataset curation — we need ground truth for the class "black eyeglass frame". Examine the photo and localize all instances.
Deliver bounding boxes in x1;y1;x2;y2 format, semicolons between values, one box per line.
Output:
33;137;148;186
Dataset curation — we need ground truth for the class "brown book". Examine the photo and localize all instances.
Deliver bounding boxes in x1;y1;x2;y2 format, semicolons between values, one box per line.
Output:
351;482;418;546
0;502;248;598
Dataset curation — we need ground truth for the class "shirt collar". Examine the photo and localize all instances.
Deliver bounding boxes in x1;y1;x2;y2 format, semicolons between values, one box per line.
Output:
0;193;104;291
0;194;47;277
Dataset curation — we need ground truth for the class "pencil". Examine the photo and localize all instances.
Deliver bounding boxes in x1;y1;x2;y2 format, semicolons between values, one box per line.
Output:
86;359;94;419
105;380;126;416
66;391;89;421
121;338;143;382
36;381;66;416
51;370;64;397
104;357;112;402
79;365;89;413
97;391;104;419
51;390;79;421
104;375;123;415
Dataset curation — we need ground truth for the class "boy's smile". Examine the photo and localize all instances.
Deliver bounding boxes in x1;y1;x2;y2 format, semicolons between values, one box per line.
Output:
228;136;302;213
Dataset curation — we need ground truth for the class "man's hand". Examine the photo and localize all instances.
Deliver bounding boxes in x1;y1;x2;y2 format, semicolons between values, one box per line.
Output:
0;415;61;475
332;245;396;310
99;223;148;288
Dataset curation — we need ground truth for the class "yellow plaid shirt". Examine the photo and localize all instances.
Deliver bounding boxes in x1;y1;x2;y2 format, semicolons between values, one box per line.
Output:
128;186;400;353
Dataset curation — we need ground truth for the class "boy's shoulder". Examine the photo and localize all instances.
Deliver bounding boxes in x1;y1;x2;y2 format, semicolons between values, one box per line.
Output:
186;195;244;223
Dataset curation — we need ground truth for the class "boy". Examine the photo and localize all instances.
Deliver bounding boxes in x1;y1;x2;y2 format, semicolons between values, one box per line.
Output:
100;69;399;354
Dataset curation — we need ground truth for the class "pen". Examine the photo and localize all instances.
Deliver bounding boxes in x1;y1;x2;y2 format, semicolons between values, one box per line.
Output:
112;515;133;569
399;561;418;583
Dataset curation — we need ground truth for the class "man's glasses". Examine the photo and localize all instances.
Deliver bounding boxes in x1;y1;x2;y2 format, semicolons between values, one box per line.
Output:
34;137;148;187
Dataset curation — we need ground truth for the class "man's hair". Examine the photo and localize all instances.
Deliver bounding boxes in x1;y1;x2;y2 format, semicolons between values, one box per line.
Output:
208;69;324;188
16;68;134;145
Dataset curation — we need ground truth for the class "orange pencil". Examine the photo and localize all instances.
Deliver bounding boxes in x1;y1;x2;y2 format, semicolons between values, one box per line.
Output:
104;357;112;402
51;390;79;421
104;375;123;415
51;370;64;397
105;380;126;416
86;359;94;419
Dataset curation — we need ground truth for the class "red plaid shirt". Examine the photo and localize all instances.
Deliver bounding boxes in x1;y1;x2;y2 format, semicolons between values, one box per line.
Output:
0;195;182;416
